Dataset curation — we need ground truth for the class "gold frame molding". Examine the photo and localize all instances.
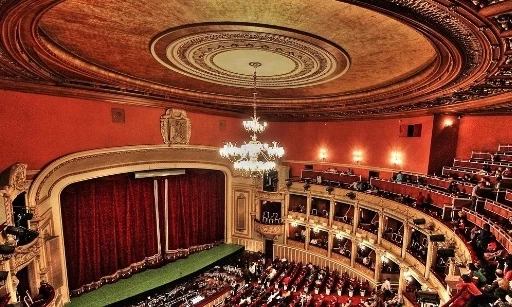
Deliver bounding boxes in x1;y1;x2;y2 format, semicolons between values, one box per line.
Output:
26;145;252;304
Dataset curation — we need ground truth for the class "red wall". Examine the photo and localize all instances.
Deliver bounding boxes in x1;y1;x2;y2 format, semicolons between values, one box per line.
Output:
267;116;434;176
456;115;512;159
0;90;246;171
4;89;509;176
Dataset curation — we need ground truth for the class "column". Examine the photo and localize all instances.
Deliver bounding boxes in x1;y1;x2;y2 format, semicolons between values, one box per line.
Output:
424;239;435;279
284;221;289;245
375;248;383;282
377;209;385;244
398;263;409;294
401;224;411;259
329;198;335;227
353;201;360;233
351;236;358;266
328;230;334;257
305;225;311;250
284;192;290;216
306;192;312;220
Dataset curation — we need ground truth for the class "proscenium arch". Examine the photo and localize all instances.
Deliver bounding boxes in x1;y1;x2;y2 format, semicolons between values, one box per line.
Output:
26;145;249;304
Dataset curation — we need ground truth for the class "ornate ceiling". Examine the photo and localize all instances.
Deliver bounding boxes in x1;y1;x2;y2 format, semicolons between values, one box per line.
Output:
0;0;511;120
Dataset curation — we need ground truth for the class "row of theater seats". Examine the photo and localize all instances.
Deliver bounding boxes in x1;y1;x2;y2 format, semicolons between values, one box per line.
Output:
380;145;512;306
223;258;370;307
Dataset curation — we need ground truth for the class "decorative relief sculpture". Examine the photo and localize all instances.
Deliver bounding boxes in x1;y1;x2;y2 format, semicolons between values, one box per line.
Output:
160;109;191;145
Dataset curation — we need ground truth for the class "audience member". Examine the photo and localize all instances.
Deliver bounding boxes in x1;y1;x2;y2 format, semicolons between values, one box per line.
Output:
471;182;484;211
503;167;511;178
381;277;393;301
395;171;404;183
442;274;482;306
415;191;426;211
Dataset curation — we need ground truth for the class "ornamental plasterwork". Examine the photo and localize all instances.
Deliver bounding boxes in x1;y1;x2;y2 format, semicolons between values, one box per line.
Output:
256;191;285;201
151;26;350;89
11;242;40;273
160;108;191;145
0;163;30;225
254;220;284;240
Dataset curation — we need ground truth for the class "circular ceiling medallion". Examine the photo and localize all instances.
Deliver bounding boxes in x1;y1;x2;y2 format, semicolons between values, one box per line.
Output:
151;24;350;88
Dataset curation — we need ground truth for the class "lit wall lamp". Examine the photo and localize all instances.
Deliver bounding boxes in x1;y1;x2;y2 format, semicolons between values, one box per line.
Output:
313;226;320;233
444;118;454;127
319;149;327;162
391;151;403;167
336;232;344;239
353;150;362;164
291;221;298;227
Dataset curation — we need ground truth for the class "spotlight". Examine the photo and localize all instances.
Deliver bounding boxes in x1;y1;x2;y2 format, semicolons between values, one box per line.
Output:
326;186;334;194
430;234;445;242
346;192;356;200
303;183;311;191
285;180;293;188
413;218;426;225
437;248;455;257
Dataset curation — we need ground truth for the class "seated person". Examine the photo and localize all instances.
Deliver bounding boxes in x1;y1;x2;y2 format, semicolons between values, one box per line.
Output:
442;274;482;307
341;299;352;307
385;292;403;307
362;293;380;307
415;192;426;210
502;167;511;178
395;171;404;182
363;256;371;267
447;180;459;194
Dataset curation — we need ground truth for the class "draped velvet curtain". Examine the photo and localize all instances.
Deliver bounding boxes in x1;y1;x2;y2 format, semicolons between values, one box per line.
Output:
60;170;225;296
164;170;225;250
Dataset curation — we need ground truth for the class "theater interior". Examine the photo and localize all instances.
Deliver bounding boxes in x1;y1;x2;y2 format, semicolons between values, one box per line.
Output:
1;0;512;306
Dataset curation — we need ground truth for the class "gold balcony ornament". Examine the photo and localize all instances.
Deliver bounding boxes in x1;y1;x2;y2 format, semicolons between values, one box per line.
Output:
219;62;284;177
254;218;284;240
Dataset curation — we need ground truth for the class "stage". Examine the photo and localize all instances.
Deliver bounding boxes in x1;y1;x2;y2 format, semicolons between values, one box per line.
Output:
67;243;244;307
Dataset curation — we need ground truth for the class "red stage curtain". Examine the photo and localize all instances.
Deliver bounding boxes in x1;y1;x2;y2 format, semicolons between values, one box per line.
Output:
164;170;225;250
60;169;225;295
61;174;158;294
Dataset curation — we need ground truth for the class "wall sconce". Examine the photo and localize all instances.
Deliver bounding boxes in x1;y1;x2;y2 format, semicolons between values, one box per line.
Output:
353;150;362;164
444;118;454;127
336;232;344;239
319;149;327;162
291;221;298;227
391;151;403;167
381;254;388;263
313;226;320;233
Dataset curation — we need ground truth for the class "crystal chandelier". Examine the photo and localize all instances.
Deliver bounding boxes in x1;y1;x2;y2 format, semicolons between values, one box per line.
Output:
219;62;285;177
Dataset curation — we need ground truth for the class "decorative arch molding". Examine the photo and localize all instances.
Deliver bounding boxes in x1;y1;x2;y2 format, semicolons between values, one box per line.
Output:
26;144;253;304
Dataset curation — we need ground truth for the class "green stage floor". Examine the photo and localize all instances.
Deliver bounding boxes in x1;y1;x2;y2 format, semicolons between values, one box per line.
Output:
67;243;243;307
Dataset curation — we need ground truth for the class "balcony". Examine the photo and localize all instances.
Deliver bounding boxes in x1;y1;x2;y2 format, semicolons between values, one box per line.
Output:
254;219;284;239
